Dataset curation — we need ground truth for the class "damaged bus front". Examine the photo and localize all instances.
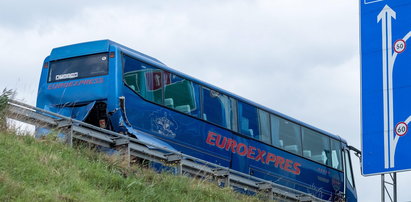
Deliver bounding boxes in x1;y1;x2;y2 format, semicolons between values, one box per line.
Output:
37;41;116;131
36;40;174;150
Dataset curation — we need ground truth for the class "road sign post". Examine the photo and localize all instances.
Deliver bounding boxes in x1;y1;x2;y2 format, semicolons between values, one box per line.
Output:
381;173;397;202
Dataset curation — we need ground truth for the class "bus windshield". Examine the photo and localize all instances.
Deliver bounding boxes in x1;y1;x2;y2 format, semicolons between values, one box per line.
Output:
48;53;108;82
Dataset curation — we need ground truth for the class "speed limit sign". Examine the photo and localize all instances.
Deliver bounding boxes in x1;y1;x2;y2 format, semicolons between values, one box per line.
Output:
394;39;406;53
395;122;408;136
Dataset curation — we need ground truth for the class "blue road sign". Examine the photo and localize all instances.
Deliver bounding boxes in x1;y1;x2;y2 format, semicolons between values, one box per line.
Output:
361;0;411;175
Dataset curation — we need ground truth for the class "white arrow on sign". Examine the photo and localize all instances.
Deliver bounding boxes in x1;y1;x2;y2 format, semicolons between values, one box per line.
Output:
378;4;396;169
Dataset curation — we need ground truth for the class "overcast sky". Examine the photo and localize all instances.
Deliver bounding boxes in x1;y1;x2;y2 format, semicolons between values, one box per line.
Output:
1;0;410;201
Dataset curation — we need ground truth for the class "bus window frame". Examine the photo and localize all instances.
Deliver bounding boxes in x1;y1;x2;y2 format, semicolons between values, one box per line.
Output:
344;148;356;188
258;108;272;144
123;54;164;104
201;87;233;129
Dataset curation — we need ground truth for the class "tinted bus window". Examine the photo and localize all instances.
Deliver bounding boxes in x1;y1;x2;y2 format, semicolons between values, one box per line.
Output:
124;55;163;104
164;73;200;117
238;101;260;138
302;127;331;166
331;139;343;170
48;53;108;82
230;98;238;132
345;150;355;187
258;109;271;144
270;115;302;155
202;88;232;129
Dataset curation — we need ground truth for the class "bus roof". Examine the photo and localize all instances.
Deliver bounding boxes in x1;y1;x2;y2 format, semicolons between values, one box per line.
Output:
48;39;346;143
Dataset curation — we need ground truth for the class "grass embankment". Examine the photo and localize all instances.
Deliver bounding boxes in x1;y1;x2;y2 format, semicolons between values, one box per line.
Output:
0;131;260;202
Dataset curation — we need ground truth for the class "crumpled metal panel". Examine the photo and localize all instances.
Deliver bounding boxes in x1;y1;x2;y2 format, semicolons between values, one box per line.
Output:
44;101;96;121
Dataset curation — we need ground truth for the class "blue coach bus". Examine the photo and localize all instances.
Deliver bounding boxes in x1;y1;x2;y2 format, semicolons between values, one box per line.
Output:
36;40;357;201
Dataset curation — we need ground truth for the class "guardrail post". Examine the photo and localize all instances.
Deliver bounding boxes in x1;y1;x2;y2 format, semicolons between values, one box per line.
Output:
257;182;273;201
212;168;230;187
114;138;131;167
165;153;183;175
66;127;73;147
56;119;73;147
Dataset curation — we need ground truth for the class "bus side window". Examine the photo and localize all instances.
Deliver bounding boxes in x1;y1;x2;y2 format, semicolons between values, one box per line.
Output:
271;115;302;155
123;55;163;104
331;139;343;170
164;73;200;117
258;109;271;144
344;150;355;187
238;101;260;139
302;127;331;166
202;88;232;129
230;98;238;132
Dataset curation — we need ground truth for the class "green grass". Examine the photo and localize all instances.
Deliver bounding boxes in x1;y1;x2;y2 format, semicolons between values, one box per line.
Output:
0;132;260;202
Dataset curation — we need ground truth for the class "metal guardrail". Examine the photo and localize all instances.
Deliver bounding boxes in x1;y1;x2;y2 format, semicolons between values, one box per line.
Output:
6;99;328;202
